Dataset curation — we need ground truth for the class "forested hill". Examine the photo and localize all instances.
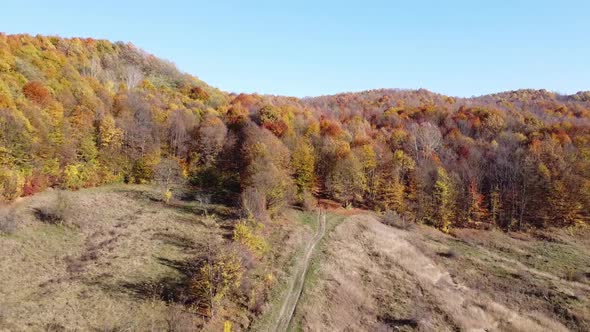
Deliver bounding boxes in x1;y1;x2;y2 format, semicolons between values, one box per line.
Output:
1;33;589;231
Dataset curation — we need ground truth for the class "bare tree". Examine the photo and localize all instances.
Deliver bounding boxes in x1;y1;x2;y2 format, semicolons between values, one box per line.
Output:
124;65;143;90
408;122;442;161
169;109;198;159
121;93;158;158
154;158;184;203
90;56;102;79
197;114;228;166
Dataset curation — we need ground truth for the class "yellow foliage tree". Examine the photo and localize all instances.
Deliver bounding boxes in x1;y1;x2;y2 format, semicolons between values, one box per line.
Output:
291;140;315;198
189;251;243;318
233;219;269;257
433;167;454;233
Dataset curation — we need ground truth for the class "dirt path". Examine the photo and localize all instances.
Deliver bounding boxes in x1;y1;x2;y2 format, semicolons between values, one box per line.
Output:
273;210;326;332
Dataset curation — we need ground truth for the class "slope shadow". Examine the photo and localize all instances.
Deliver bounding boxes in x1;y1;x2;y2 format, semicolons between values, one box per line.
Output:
118;257;198;304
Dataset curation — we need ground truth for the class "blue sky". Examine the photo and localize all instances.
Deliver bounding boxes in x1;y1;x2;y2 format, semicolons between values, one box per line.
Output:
2;1;589;97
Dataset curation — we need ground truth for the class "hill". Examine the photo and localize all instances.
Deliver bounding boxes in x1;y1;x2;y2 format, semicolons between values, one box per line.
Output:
1;33;590;232
1;33;590;331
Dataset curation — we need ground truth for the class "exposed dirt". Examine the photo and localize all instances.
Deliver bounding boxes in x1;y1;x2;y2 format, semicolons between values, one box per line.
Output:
293;214;579;331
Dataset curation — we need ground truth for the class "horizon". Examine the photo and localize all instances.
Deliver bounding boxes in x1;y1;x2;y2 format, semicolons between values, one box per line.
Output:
3;1;589;97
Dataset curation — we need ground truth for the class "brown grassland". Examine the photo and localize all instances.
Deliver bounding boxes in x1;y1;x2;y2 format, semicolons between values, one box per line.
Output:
291;213;590;332
0;185;314;331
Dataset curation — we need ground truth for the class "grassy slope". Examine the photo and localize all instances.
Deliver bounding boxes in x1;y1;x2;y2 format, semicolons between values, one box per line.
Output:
3;186;589;331
0;185;311;331
288;212;348;332
0;185;216;331
249;210;316;332
292;214;590;332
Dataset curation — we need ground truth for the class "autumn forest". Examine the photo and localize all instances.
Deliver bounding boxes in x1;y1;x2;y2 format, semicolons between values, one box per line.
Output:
1;33;590;232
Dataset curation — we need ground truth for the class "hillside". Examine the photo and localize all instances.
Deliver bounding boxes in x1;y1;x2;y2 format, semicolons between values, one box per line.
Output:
0;185;315;331
2;33;590;233
292;213;590;331
1;33;590;331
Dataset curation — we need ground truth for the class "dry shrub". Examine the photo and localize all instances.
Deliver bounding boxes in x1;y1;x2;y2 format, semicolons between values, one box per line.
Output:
44;322;66;332
0;206;17;234
165;304;202;332
437;249;457;259
299;190;317;211
381;210;414;230
34;191;71;225
241;187;269;222
188;249;243;317
563;269;587;283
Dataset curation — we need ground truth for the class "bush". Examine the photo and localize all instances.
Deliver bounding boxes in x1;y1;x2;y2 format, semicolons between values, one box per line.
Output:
34;191;70;225
22;174;50;196
233;220;269;257
0;168;25;202
62;163;98;190
131;158;154;184
381;210;414;230
164;304;201;332
0;207;17;234
297;190;317;211
188;250;243;317
437;249;457;259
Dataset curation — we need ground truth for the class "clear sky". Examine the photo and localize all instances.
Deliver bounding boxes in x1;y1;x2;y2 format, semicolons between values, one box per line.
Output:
2;1;589;97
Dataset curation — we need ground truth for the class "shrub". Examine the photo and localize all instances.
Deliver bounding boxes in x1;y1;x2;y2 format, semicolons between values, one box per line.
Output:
131;158;153;184
34;191;70;225
296;190;316;211
62;164;84;190
163;189;172;204
437;249;457;259
0;207;17;234
381;210;414;230
22;174;50;196
223;321;232;332
0;168;25;202
233;220;269;257
188;250;243;318
165;304;201;332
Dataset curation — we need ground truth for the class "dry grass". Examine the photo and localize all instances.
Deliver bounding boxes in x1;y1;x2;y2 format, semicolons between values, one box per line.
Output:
32;190;71;225
292;214;589;331
0;186;222;330
0;184;312;331
381;210;415;230
0;206;18;234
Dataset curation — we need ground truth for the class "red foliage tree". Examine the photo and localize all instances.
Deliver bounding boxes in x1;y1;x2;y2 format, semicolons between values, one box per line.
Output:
23;81;50;105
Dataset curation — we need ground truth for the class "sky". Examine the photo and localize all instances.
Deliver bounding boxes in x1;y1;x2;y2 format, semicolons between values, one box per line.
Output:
2;1;589;97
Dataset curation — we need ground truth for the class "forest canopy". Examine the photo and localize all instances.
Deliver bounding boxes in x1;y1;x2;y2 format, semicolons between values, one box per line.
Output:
1;33;589;231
